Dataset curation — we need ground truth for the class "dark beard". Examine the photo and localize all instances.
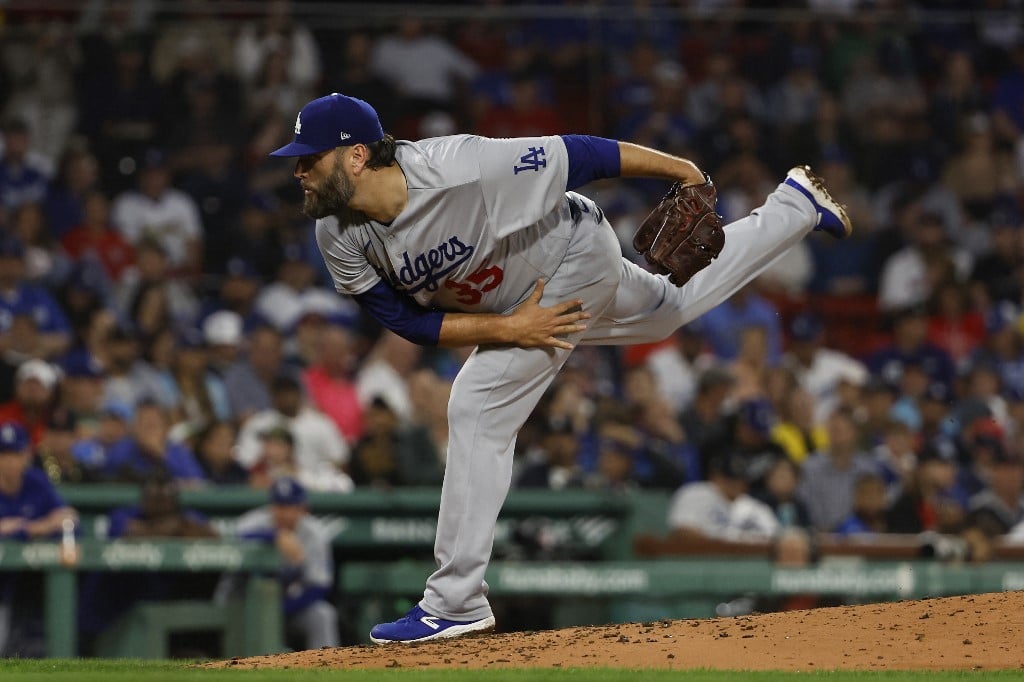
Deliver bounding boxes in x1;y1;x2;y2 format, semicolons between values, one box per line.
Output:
302;160;368;226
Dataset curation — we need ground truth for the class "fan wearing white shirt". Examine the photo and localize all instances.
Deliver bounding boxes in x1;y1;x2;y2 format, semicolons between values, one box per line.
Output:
235;374;351;491
110;150;203;273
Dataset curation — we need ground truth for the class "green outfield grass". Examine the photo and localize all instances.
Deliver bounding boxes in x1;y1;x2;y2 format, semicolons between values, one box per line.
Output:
0;660;1019;682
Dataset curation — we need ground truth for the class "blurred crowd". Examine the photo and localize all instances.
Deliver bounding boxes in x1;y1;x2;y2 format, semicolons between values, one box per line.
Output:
0;0;1023;572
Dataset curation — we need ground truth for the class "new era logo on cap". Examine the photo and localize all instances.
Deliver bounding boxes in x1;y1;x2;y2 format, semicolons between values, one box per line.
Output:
271;93;384;158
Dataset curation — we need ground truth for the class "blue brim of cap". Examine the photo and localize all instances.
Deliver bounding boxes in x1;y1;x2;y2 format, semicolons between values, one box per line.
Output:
269;141;335;157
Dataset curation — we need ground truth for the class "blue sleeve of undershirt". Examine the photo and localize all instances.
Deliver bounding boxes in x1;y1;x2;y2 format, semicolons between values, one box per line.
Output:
561;135;621;190
353;280;444;346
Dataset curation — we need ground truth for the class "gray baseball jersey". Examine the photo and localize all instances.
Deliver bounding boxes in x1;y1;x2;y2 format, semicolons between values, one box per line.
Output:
311;132;821;623
316;134;603;313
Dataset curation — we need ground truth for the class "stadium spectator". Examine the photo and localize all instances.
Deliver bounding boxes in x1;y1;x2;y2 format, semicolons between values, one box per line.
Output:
302;325;363;445
638;460;812;603
0;234;71;359
0;306;46;402
697;285;782;363
248;425;298;490
0;420;77;655
620;366;696;487
662;452;799;556
202;310;244;375
108;475;216;539
167;328;232;429
877;210;970;313
349;396;443;488
0;118;50;223
887;440;968;535
678;366;734;460
797;407;879;532
751;455;813;531
235;375;351;489
771;385;826;466
971;302;1024;400
150;0;234;86
872;419;919;505
192;420;247;486
0;360;59;447
101;324;176;411
201;256;266;330
61;191;136;283
703;398;788;487
515;417;584;490
253;243;355;334
406;368;453;464
111;150;204;275
834;472;890;535
477;74;566;138
102;400;206;484
926;279;985;367
55;354;104;431
643;323;716;416
70;401;132;481
355;331;420;424
784;311;868;421
967;445;1024;537
11;202;69;287
118;236;200;337
234;0;321;93
222;324;287;421
868;303;956;390
228;477;339;650
0;420;77;537
43;146;100;239
370;17;479;118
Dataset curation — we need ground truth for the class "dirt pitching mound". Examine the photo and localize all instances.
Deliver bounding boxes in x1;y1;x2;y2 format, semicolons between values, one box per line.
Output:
210;591;1024;671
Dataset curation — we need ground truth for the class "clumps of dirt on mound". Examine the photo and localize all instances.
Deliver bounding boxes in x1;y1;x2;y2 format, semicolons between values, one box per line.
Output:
207;591;1024;671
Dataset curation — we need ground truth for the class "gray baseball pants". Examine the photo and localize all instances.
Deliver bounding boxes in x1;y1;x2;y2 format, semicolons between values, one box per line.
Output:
421;182;817;620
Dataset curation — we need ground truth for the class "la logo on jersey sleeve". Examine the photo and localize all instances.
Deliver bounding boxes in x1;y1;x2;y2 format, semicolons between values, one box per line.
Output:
513;146;547;174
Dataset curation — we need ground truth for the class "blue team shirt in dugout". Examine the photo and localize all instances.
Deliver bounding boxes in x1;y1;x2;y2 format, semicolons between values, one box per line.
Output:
0;467;67;539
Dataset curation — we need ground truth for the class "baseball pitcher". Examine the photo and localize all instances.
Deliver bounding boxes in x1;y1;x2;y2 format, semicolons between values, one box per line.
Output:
269;93;851;644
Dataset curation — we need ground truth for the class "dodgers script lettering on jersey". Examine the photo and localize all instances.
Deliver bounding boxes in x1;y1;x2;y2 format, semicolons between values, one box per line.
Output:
316;134;605;313
396;236;475;293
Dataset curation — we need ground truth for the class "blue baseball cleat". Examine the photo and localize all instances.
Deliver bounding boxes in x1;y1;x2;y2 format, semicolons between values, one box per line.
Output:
784;165;853;238
370;605;496;644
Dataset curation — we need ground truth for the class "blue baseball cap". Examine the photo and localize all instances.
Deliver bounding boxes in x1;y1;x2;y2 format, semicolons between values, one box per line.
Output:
270;477;307;505
270;93;384;158
63;353;105;379
738;399;776;437
0;421;29;453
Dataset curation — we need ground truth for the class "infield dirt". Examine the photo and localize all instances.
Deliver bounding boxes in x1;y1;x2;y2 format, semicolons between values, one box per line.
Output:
209;590;1024;671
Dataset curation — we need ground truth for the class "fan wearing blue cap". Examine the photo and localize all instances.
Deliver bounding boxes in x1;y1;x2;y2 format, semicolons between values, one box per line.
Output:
272;90;854;643
0;420;77;540
0;235;72;359
228;477;338;649
0;418;78;653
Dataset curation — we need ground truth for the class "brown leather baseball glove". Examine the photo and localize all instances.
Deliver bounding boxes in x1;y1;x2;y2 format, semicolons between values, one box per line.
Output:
632;174;725;287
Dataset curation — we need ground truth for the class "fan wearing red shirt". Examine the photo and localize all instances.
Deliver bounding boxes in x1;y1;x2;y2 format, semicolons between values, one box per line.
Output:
60;191;135;282
301;325;364;444
0;360;58;447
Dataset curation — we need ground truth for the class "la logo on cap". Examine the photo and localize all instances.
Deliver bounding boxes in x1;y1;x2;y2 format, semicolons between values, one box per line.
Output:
294;113;302;135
